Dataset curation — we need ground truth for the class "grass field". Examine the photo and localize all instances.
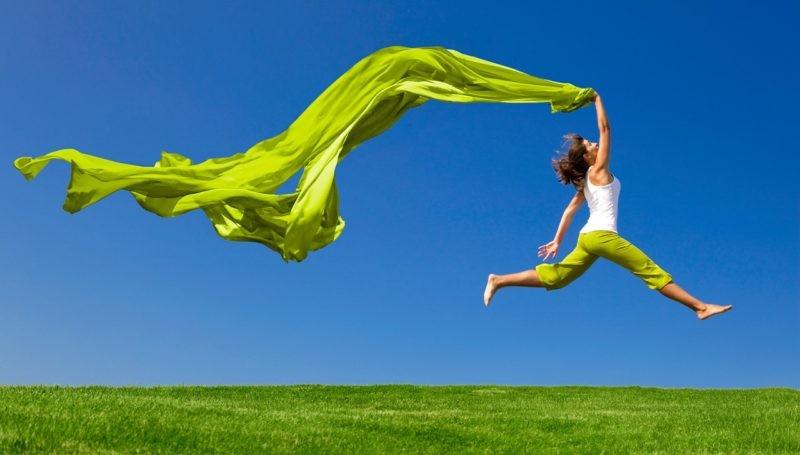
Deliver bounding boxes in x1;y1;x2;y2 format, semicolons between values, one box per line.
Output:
1;385;797;453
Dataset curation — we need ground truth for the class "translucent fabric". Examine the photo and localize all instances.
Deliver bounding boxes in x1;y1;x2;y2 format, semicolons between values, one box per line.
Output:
13;46;595;262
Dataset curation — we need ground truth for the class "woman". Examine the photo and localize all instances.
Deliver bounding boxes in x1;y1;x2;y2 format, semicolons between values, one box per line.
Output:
483;93;732;321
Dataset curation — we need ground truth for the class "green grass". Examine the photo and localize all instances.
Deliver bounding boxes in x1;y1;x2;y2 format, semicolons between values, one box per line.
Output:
1;386;797;453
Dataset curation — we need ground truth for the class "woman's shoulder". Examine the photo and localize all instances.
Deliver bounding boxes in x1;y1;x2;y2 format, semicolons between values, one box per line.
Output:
586;165;615;186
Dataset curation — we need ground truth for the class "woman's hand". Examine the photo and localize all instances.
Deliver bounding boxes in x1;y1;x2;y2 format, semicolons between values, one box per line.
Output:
593;91;601;102
538;240;560;261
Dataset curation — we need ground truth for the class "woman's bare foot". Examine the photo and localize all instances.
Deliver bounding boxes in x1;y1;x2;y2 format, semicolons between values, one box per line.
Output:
696;303;733;320
483;274;499;307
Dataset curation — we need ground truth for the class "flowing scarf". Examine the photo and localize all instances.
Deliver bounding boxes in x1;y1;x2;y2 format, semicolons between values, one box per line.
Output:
13;45;595;262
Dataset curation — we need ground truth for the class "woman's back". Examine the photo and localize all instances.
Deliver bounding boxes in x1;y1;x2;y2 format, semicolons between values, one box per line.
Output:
579;165;621;234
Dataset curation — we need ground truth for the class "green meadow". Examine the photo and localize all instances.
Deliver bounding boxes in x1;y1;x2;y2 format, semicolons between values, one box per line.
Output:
1;385;797;453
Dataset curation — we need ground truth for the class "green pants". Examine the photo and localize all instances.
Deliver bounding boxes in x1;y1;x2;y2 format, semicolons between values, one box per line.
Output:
534;230;673;291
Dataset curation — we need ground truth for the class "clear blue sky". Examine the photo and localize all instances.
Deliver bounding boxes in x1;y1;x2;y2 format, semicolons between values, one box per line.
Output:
2;0;797;387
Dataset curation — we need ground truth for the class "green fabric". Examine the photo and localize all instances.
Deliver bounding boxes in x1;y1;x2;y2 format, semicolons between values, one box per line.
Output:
12;45;595;262
535;230;674;291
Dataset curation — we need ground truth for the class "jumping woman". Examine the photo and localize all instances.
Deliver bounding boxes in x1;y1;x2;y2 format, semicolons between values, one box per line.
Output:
482;93;732;321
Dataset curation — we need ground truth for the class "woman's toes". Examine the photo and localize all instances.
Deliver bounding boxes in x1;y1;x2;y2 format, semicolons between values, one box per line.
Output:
697;303;733;320
483;275;496;307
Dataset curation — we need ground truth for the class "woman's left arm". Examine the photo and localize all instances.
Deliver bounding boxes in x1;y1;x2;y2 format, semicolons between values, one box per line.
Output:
594;94;611;172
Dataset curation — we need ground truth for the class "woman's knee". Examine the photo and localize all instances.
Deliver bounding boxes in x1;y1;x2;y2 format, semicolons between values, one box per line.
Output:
546;279;571;290
535;263;588;291
534;263;557;289
641;266;673;291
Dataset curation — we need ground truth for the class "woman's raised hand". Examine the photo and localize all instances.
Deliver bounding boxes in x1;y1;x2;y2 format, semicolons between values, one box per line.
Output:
538;240;560;261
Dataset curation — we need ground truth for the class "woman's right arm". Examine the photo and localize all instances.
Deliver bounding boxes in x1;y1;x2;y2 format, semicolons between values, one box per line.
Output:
538;190;585;261
594;94;611;171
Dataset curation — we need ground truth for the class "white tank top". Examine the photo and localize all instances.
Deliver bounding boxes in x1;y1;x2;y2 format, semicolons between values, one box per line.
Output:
579;165;621;234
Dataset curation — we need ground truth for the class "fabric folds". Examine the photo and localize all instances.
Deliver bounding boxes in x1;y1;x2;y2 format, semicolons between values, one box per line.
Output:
12;45;595;262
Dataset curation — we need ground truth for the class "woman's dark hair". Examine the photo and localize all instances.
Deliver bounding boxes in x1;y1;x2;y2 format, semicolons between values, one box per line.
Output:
551;133;589;191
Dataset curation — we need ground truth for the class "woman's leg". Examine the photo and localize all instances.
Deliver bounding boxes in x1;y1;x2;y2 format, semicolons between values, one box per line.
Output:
585;231;732;320
659;282;732;320
483;269;542;307
484;238;597;307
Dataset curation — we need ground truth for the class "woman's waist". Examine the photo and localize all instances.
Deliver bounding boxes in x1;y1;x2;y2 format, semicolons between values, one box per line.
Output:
585;210;618;220
580;217;618;231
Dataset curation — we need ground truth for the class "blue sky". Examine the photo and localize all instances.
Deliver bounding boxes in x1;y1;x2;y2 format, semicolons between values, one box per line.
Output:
1;0;797;387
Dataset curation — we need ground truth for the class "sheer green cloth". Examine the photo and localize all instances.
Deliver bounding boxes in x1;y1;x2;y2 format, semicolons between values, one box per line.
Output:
13;46;595;262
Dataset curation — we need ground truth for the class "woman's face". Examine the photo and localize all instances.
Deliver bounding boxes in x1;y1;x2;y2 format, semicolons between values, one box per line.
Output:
582;139;599;164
